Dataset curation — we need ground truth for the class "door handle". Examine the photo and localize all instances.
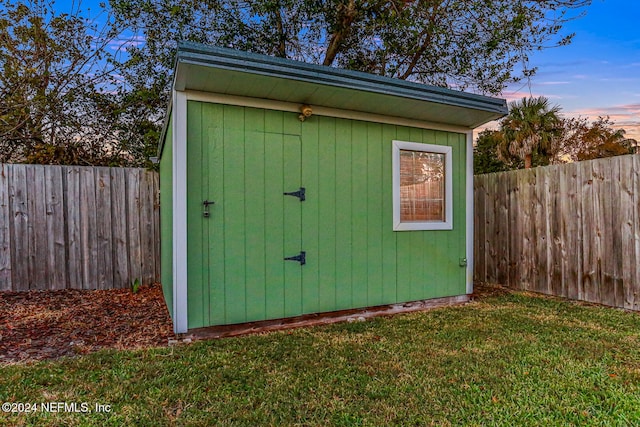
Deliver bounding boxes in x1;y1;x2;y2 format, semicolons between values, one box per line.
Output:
203;200;215;218
284;251;306;265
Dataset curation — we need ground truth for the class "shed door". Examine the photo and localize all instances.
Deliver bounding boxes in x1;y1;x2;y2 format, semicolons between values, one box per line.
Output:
208;129;303;325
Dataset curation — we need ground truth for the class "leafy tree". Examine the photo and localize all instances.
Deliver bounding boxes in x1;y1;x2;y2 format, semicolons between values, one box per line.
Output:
0;0;156;167
548;116;637;163
110;0;592;145
499;96;562;169
474;130;517;174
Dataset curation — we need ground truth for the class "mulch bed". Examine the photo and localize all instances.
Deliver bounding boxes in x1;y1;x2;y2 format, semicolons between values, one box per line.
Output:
0;284;175;364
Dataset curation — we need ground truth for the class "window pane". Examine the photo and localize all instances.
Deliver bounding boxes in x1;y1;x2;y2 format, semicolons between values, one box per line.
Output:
399;150;445;222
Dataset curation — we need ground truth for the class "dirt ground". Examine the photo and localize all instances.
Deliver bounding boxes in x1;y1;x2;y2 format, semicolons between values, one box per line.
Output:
0;284;175;364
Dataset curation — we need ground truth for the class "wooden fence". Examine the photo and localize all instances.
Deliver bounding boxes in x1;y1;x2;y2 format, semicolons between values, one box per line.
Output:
0;163;160;291
474;154;640;310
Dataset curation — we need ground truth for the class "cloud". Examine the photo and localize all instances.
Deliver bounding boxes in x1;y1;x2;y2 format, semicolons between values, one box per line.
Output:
537;81;571;86
570;103;640;140
109;35;146;52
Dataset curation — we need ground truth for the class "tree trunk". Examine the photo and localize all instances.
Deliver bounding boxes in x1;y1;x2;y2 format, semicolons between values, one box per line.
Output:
322;0;358;66
524;153;532;169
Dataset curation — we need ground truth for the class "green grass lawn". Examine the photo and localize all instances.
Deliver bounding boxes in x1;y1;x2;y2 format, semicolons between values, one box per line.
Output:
2;290;640;426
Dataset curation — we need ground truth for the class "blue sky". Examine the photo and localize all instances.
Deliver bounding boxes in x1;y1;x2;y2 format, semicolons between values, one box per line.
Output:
497;0;640;140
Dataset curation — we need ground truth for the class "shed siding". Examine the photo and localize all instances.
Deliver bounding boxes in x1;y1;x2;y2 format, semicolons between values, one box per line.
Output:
160;114;173;314
186;101;467;328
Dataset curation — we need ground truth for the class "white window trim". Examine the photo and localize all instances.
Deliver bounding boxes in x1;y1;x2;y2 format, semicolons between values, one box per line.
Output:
392;140;453;231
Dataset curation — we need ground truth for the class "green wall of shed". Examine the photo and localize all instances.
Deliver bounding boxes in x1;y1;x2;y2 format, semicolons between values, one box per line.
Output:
185;101;467;329
159;114;173;316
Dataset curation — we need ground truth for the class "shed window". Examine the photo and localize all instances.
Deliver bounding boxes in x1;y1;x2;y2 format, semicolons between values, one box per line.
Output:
392;140;453;231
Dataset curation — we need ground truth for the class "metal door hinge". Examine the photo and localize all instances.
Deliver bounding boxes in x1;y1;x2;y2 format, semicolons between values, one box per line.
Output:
283;187;305;201
284;251;306;265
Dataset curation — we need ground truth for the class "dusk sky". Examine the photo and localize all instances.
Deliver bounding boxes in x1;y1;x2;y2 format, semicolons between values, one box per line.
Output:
496;0;640;140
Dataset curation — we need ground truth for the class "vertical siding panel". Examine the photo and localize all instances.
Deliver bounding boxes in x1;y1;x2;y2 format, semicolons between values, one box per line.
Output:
140;171;156;285
408;127;425;301
283;132;302;317
244;108;267;321
335;118;353;309
153;172;160;282
126;168;142;289
317;116;337;311
351;121;369;308
110;167;129;288
301;115;320;314
223;105;247;323
209;104;227;325
45;166;66;290
430;130;449;298
381;125;397;302
186;101;205;327
366;122;383;306
0;164;10;290
534;168;548;293
95;167;113;289
264;111;285;319
394;127;413;302
458;134;468;297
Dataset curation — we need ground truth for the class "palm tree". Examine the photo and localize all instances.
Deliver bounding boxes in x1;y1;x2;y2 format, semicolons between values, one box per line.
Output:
499;96;562;169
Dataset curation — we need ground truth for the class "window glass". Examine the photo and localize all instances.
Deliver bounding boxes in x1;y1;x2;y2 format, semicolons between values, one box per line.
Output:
399;150;445;222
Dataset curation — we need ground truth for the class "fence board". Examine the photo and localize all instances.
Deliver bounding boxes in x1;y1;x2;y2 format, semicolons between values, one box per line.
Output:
0;164;11;290
0;163;159;291
127;168;143;286
475;154;640;311
95;167;114;290
633;155;640;311
65;167;83;289
45;166;66;289
110;168;130;288
10;165;29;290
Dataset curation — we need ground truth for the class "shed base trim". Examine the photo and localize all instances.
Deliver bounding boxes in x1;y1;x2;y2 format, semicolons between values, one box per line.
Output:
184;294;470;340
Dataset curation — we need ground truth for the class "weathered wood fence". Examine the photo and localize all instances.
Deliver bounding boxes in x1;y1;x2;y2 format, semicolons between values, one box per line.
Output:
0;163;160;291
474;154;640;310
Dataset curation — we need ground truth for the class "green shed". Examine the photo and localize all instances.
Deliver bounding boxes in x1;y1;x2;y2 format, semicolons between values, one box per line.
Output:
158;42;507;334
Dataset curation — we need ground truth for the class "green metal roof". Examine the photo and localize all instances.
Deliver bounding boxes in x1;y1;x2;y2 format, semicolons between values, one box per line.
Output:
173;42;507;129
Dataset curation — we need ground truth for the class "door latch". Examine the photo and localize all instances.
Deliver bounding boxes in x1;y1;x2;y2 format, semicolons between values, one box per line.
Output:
284;251;306;265
283;187;305;201
203;200;215;218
